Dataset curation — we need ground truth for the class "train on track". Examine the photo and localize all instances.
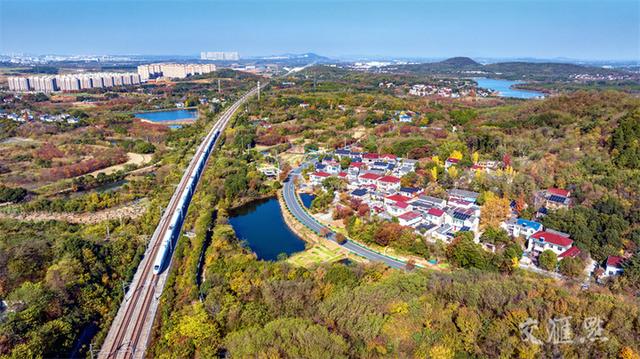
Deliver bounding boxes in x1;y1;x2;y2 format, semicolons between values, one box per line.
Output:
152;130;220;274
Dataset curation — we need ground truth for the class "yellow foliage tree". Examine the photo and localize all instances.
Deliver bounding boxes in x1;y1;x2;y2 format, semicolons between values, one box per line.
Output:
480;192;511;229
447;166;458;178
429;344;454;359
472;151;479;164
449;150;463;160
432;155;442;167
620;347;640;359
430;166;438;182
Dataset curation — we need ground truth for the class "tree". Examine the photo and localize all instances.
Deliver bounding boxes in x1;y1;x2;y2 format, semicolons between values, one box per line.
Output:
472;151;479;164
446;232;488;270
480;192;511;229
538;250;558;271
374;222;404;246
335;233;347;244
480;227;510;245
558;257;585;278
400;172;418;187
622;254;640;289
450;150;463;160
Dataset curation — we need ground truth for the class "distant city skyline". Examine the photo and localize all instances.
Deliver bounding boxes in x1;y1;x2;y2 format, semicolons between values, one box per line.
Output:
1;0;638;61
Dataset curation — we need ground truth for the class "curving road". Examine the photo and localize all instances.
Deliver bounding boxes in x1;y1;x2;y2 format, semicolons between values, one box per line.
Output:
283;166;407;270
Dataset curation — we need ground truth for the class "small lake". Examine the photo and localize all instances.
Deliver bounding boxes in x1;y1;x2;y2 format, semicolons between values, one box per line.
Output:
475;78;544;99
229;197;306;260
134;109;197;123
300;193;315;209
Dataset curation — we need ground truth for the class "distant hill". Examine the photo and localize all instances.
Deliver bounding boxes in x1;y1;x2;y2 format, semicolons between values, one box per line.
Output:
395;57;630;81
439;57;481;67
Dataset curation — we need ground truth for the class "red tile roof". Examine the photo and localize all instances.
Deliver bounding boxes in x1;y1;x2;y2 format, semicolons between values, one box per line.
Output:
313;171;331;177
349;162;365;168
360;172;381;180
548;188;570;197
381;154;397;160
399;211;421;221
338;172;347;177
559;246;581;258
446;157;460;163
378;175;400;184
427;208;445;217
394;201;410;209
606;256;624;268
363;153;379;159
386;194;411;202
531;231;573;247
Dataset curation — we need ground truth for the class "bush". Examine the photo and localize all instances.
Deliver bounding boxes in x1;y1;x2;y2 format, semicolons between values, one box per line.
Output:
0;186;27;203
538;250;558;271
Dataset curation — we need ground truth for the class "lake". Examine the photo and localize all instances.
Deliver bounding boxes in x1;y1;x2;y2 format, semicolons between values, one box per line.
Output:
134;109;197;123
229;197;306;260
475;78;544;99
300;193;315;209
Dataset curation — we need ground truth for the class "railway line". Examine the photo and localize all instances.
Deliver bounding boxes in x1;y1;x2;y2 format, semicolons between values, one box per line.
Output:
98;84;262;359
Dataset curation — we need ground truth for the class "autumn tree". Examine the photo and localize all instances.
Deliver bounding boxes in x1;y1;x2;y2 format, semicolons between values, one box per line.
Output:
480;192;511;229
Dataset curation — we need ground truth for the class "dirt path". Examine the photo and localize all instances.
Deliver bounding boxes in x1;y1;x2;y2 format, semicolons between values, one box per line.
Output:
0;199;149;224
88;152;153;176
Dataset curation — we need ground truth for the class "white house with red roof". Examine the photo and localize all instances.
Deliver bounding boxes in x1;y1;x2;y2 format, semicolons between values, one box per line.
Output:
362;153;379;164
387;201;411;217
527;230;579;259
384;193;412;205
603;256;625;277
323;160;341;174
358;172;381;186
425;207;447;226
398;211;422;227
309;171;331;186
377;175;401;193
380;154;397;163
445;157;460;168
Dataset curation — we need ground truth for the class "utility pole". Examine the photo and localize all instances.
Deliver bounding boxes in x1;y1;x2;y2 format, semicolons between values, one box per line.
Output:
257;81;261;101
89;343;95;359
217;79;221;93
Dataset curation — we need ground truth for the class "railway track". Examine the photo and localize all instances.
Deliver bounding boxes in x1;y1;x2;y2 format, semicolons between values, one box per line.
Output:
99;85;262;359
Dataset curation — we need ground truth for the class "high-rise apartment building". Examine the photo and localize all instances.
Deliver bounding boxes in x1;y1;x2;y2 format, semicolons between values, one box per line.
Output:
136;63;216;80
6;72;141;92
200;51;239;61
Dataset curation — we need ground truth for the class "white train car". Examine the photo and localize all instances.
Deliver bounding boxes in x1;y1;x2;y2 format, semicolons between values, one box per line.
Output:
151;130;221;275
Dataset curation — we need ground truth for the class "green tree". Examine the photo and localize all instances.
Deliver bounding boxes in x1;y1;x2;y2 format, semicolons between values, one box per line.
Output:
538;250;558;271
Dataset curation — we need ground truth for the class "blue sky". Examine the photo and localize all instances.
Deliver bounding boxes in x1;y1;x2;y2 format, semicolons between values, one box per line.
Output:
1;0;638;60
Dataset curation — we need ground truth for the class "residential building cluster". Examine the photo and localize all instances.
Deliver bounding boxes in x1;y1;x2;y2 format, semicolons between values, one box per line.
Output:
308;148;483;242
1;109;79;124
7;72;141;92
306;147;608;276
409;82;494;98
137;63;216;80
200;51;240;61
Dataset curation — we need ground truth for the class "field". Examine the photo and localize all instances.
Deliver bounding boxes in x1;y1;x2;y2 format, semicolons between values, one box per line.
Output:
287;244;347;267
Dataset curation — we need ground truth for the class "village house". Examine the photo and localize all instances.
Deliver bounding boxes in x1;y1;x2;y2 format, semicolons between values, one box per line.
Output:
602;256;625;277
358;172;381;186
425;207;447;226
501;218;543;239
445;157;460;168
527;230;580;259
309;171;331;186
535;188;572;211
377;175;401;193
448;189;480;203
398;211;422;227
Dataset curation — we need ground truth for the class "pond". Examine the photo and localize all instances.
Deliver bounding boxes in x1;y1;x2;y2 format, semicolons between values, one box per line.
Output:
229;197;306;260
299;193;316;209
475;78;545;99
134;109;197;123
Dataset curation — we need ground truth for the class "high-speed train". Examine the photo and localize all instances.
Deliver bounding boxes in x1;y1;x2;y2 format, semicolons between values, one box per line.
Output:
152;130;220;274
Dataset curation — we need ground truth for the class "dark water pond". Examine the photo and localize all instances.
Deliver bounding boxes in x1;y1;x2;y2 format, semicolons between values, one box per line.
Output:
229;197;306;260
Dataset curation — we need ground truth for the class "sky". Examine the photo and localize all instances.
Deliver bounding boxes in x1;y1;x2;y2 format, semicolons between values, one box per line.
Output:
1;0;638;61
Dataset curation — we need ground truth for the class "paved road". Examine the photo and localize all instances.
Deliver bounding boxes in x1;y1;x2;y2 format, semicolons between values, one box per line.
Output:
99;85;263;359
283;167;407;270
